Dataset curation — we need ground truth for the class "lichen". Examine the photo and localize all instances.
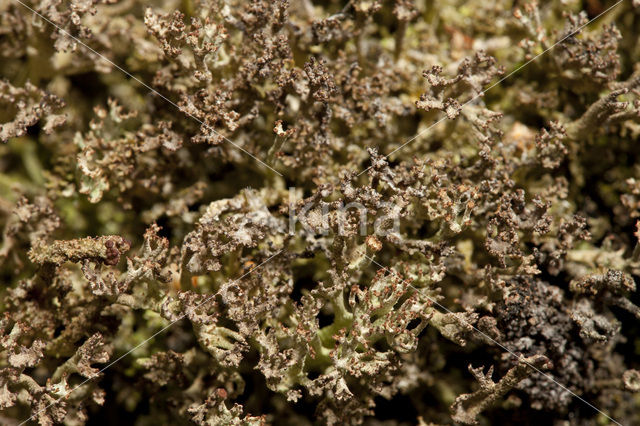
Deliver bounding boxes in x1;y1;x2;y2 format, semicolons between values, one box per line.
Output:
1;0;640;425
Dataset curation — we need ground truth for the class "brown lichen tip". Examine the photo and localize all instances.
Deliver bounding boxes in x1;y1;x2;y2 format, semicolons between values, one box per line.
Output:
451;354;550;425
28;236;131;266
365;235;382;252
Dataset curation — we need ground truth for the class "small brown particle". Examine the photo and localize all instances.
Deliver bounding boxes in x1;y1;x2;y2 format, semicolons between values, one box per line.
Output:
366;235;382;252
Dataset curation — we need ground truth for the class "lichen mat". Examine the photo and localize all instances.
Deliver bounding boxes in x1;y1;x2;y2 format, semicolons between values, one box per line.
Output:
1;1;639;425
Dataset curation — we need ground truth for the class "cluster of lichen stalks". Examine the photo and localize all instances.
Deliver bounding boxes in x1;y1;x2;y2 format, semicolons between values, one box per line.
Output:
2;0;640;425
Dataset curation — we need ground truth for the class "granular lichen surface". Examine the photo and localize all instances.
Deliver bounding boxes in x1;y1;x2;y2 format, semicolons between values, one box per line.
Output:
1;1;640;425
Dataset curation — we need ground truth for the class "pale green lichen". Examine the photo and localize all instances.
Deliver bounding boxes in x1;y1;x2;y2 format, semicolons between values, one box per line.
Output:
1;1;640;425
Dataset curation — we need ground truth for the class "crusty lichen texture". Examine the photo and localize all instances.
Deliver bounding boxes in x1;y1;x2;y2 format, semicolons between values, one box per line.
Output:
2;0;640;425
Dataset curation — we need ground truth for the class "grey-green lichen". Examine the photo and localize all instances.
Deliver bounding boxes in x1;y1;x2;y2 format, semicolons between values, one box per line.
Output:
2;0;640;425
